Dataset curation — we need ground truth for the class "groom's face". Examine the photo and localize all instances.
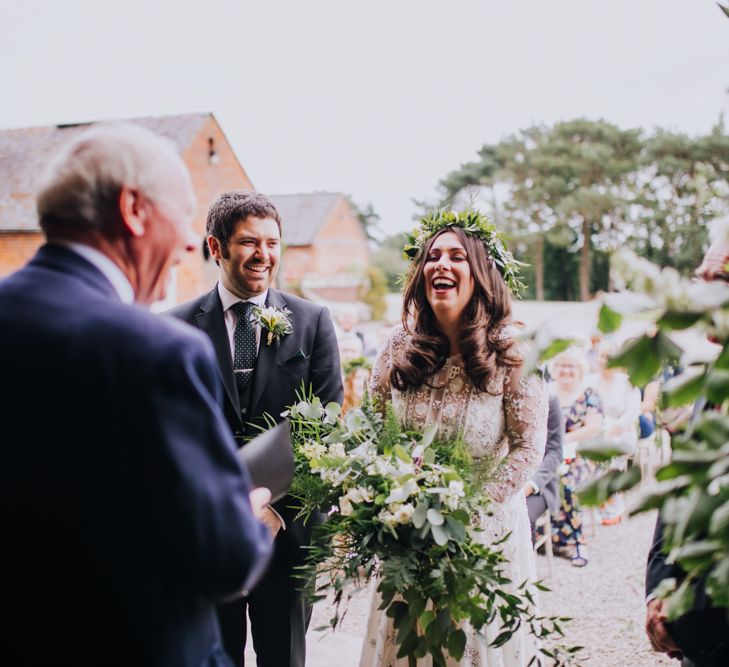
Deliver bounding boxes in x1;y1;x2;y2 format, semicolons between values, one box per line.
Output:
209;216;281;299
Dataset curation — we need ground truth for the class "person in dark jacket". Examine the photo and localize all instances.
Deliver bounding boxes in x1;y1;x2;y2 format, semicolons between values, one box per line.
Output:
168;191;342;667
525;395;564;541
0;124;273;666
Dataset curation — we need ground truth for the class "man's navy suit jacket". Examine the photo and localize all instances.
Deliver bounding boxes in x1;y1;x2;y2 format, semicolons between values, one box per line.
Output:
168;285;343;545
0;245;272;666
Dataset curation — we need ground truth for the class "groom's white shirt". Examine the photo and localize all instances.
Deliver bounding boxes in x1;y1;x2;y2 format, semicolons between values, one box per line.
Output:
217;282;268;356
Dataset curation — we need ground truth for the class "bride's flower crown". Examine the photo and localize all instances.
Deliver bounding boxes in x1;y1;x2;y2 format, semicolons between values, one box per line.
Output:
402;209;527;296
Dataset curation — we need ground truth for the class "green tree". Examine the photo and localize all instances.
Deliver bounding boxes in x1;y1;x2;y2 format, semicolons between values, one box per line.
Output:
348;197;382;242
629;121;729;275
547;119;642;300
359;265;388;320
438;145;502;206
431;118;729;301
370;232;408;291
495;126;576;300
434;121;641;301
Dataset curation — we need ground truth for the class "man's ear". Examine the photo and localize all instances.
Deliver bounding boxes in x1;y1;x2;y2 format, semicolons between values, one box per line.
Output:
207;234;223;261
119;186;147;237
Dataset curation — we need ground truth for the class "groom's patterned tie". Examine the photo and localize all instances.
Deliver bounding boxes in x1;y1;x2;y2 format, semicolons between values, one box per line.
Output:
231;301;257;392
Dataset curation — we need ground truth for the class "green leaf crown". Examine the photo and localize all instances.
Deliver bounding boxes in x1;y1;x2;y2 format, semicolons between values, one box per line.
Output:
402;209;527;296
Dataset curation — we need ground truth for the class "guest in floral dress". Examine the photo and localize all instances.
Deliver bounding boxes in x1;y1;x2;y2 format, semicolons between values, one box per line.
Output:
586;339;641;525
548;347;603;567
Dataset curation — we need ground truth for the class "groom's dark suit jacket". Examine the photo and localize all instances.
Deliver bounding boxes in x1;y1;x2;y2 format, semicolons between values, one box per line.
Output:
168;286;343;533
168;285;342;666
0;245;272;667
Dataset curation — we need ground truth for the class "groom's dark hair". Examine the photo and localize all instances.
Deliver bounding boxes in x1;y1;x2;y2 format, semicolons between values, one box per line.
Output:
206;190;282;250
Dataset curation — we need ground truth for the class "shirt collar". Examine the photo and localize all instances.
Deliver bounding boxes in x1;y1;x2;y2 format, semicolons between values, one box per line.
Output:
55;241;135;305
217;282;268;312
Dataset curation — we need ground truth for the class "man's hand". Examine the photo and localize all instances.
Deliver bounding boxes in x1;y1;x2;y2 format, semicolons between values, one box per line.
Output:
524;485;534;497
258;507;283;539
248;487;272;522
646;598;681;657
248;488;282;539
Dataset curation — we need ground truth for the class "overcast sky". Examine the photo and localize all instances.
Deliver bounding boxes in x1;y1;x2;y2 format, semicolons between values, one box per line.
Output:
1;1;727;235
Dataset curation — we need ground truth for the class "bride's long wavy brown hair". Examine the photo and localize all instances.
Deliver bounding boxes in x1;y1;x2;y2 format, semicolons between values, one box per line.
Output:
390;227;521;394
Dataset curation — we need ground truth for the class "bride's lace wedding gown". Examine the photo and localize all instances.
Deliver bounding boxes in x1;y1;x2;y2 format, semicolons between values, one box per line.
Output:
359;327;548;667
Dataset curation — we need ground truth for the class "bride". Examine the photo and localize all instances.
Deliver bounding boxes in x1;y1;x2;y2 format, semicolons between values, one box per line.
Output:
360;211;548;666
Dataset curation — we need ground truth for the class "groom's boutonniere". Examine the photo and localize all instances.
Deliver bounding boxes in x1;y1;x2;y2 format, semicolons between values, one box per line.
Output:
251;305;294;345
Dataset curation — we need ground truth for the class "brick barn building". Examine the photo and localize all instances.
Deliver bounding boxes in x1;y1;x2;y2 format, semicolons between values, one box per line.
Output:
0;113;369;306
271;193;370;302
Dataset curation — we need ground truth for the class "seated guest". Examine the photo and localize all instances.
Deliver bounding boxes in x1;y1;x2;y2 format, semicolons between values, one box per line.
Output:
639;379;659;440
525;395;564;543
548;347;603;567
335;304;375;358
0;123;273;666
587;339;641;525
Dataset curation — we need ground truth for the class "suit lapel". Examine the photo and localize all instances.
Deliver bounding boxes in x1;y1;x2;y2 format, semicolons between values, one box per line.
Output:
249;289;287;418
193;289;240;420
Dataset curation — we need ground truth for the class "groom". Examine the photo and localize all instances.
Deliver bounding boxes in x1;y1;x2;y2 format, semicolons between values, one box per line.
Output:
168;191;342;666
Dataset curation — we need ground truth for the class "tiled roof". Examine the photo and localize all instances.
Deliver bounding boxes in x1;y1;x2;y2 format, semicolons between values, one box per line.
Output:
0;113;212;232
270;193;344;246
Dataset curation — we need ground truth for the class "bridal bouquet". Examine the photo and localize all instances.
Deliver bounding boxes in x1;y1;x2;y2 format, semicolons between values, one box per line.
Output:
283;390;570;665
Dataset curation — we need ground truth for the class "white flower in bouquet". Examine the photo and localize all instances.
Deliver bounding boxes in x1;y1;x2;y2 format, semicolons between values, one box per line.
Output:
346;486;374;504
367;458;398;477
393;503;415;524
423;469;442;485
322;468;348;487
327;442;346;458
300;440;327;460
348;441;377;462
395;461;416;476
339;495;354;516
385;478;419;504
377;508;398;528
443;480;466;510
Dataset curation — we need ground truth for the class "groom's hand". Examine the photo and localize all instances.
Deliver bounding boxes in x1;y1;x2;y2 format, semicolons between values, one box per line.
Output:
258;506;283;539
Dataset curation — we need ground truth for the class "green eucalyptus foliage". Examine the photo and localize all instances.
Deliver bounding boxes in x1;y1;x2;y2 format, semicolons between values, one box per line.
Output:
579;252;729;621
283;387;577;664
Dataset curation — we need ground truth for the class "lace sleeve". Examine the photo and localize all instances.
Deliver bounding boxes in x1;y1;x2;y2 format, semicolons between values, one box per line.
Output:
487;364;548;503
368;327;399;410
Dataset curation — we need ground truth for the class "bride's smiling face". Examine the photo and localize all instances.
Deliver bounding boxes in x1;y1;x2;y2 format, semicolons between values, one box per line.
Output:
423;231;475;322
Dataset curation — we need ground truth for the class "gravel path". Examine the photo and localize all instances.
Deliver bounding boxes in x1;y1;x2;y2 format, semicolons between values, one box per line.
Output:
534;504;674;667
289;496;676;666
